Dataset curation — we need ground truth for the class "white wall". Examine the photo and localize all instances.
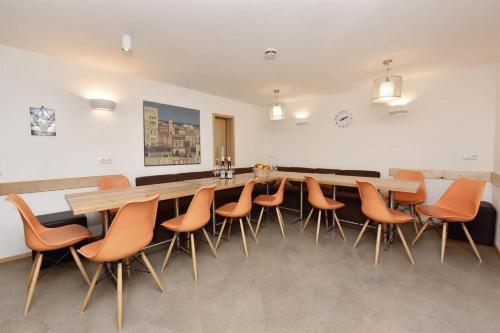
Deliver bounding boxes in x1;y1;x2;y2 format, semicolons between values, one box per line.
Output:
0;45;267;258
264;64;497;204
493;61;500;248
1;44;499;259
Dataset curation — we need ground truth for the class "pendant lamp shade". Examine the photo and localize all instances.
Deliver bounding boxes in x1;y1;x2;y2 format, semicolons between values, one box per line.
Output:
372;59;402;103
269;89;286;120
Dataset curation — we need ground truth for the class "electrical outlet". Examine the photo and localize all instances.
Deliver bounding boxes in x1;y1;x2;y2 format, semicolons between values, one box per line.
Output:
463;153;478;160
99;157;113;165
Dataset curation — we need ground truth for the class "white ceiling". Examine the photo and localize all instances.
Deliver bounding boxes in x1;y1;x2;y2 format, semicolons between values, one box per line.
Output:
1;0;499;105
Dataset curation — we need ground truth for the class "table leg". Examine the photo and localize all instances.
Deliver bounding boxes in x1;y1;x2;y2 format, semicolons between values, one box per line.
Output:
104;210;110;233
212;198;216;236
102;210;117;285
331;186;336;228
290;182;303;225
385;191;395;251
300;182;303;220
175;198;180;248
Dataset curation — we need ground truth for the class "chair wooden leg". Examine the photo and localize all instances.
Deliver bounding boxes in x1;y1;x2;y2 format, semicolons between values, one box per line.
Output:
26;252;40;290
24;252;43;316
189;233;198;281
353;219;370;248
140;252;165;292
245;215;257;242
397;225;415;264
161;233;177;272
239;218;248;257
255;207;265;236
411;220;430;246
461;223;482;262
410;205;419;234
303;208;314;231
324;210;329;229
315;210;322;244
117;262;123;331
332;211;346;240
375;224;382;266
69;246;91;286
215;218;227;250
202;228;218;259
81;263;103;312
276;207;286;238
441;222;448;263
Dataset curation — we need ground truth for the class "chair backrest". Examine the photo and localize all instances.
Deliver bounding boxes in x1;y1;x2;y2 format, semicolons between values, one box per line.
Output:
394;170;426;203
305;176;329;208
356;180;395;224
5;194;48;250
180;185;217;231
91;195;159;262
273;177;288;204
435;178;485;220
233;179;256;216
99;175;131;191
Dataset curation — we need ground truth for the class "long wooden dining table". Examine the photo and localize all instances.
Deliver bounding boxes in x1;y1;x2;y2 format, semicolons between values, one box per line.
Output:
65;171;420;249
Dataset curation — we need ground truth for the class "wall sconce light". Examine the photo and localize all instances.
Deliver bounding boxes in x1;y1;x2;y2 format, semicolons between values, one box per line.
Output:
294;111;309;125
89;99;117;111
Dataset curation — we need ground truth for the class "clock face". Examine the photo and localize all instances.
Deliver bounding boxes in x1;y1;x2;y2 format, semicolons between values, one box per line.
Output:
335;111;353;128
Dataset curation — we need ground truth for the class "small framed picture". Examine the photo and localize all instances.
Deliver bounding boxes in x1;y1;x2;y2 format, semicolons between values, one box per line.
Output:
30;106;56;136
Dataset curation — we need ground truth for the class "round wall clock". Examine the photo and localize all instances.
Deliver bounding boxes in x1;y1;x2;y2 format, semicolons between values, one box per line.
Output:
335;110;353;128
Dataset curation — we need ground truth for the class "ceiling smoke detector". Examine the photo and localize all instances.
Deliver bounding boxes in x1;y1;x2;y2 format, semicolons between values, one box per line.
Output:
264;48;277;60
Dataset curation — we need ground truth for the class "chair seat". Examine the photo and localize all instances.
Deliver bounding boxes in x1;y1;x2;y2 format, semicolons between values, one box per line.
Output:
416;204;472;222
215;202;246;218
78;240;103;259
311;198;345;210
161;214;196;232
387;209;413;223
38;224;90;250
253;194;280;207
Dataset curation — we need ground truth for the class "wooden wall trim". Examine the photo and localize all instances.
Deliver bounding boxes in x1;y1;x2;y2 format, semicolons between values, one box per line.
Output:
389;168;492;181
0;175;119;195
0;252;31;264
491;172;500;187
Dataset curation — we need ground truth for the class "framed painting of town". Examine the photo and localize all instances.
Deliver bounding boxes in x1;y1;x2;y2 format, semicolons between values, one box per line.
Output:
143;101;201;166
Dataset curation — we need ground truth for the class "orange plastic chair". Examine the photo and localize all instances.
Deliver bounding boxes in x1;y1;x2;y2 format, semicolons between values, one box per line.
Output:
215;179;257;257
353;181;415;266
78;195;163;331
5;194;91;315
393;170;427;233
160;185;218;281
303;176;346;244
412;178;485;263
99;175;131;215
253;177;287;238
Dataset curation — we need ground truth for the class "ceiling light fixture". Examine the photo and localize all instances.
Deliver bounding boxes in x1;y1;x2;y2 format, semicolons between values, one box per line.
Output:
121;34;132;52
264;48;277;60
372;59;402;103
89;99;117;111
269;89;286;120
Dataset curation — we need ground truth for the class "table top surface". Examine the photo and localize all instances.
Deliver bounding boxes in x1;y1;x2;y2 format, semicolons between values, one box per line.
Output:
65;171;420;214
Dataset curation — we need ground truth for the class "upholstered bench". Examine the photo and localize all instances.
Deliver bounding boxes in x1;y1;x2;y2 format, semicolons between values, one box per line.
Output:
135;167;255;240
